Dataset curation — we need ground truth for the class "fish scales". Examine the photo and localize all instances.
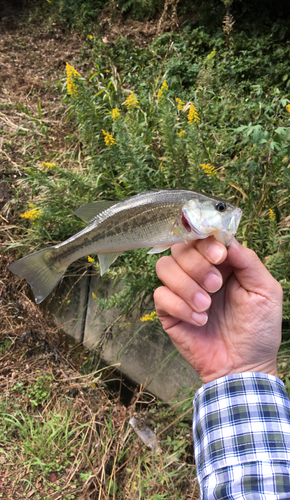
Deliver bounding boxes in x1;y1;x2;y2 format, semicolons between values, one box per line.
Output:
53;200;184;266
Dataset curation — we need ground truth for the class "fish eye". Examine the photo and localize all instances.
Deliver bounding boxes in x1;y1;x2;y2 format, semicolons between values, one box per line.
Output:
215;202;226;212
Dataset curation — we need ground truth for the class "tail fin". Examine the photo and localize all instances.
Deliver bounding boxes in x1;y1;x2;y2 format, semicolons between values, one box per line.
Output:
8;247;66;304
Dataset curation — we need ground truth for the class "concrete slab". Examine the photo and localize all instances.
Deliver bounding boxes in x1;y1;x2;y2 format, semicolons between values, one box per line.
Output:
83;275;200;402
44;271;200;401
42;271;90;343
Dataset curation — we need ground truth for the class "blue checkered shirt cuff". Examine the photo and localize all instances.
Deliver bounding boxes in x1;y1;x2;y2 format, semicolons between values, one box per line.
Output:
193;372;290;499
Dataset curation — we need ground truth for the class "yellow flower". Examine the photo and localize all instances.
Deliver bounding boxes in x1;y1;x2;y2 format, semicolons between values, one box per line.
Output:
175;97;185;111
187;103;200;123
66;62;81;96
102;129;116;147
42;161;57;169
200;163;216;177
125;92;139;109
178;130;185;137
269;208;275;221
46;0;51;3
87;35;93;40
20;207;42;220
140;311;158;322
207;49;216;61
112;108;120;120
157;81;168;100
92;292;97;299
286;104;290;113
88;256;95;263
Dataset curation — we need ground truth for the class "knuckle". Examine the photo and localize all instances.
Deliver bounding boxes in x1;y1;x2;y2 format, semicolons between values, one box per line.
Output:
172;297;187;318
174;274;190;295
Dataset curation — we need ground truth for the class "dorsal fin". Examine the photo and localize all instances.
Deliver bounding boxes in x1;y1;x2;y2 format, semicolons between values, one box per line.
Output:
74;201;117;223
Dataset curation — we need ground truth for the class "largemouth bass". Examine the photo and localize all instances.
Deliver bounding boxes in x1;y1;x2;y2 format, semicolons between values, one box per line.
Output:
9;190;242;304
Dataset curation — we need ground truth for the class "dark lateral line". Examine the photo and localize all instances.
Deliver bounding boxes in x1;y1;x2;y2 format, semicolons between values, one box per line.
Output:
80;270;91;344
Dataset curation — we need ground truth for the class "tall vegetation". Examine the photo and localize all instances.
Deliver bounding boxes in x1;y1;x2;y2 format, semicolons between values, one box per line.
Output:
9;0;290;320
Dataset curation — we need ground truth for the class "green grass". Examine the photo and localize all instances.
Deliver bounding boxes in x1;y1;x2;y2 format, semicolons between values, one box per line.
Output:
0;337;198;499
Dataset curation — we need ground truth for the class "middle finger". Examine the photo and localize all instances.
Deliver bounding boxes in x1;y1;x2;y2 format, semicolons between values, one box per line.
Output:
156;249;222;313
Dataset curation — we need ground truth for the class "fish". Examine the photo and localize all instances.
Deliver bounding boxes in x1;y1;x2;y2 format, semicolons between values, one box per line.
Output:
8;189;242;304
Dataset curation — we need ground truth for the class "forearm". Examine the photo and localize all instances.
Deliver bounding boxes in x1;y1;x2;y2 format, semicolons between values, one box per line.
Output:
193;372;290;499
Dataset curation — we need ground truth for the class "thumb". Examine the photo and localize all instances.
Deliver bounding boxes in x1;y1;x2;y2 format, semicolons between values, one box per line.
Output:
226;238;282;297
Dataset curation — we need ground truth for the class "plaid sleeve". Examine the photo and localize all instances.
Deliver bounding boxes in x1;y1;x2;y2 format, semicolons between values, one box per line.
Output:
193;372;290;499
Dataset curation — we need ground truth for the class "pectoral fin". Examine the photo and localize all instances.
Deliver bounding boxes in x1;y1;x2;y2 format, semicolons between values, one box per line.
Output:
147;245;171;254
171;220;192;243
98;252;123;275
74;201;117;223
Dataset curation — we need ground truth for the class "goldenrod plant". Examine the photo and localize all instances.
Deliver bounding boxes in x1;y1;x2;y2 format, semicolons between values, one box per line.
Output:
13;69;290;318
6;0;290;320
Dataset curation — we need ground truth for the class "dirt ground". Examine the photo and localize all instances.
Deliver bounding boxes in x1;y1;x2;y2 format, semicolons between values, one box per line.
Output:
0;0;86;357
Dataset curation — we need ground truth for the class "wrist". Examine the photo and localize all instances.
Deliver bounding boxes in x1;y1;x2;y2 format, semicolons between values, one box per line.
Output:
201;360;279;384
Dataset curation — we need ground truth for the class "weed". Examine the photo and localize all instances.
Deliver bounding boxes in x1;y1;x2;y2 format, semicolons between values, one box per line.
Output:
0;358;198;499
8;67;290;318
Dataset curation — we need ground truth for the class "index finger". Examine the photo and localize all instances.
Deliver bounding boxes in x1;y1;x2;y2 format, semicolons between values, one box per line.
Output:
171;237;234;287
171;236;227;266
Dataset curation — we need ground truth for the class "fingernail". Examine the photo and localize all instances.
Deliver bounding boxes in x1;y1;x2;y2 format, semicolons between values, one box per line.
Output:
193;292;211;311
204;273;223;293
192;311;208;326
207;244;224;263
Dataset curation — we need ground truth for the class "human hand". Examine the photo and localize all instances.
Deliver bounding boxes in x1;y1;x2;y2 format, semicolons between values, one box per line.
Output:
154;238;283;384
